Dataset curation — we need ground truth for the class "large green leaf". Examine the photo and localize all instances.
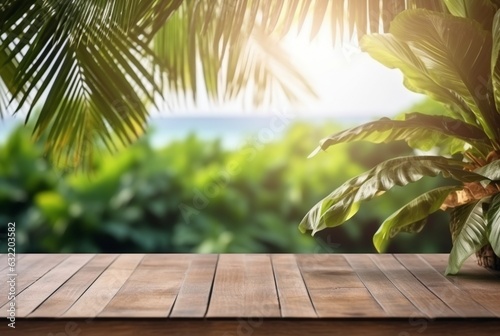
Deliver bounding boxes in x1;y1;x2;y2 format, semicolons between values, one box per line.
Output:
299;156;487;235
492;10;500;114
361;34;476;125
444;0;497;30
373;186;461;253
474;159;500;180
363;9;500;140
309;113;492;158
487;194;500;256
446;200;488;274
0;0;184;167
390;9;499;139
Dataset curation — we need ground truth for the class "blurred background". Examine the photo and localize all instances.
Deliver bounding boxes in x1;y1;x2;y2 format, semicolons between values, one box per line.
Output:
0;33;454;254
0;99;453;254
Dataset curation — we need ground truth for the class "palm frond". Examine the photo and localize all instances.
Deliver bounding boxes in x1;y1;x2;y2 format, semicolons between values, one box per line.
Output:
0;0;467;168
224;0;447;44
309;113;493;159
447;200;488;274
299;156;487;235
0;0;181;168
362;9;500;141
152;0;317;107
487;194;500;256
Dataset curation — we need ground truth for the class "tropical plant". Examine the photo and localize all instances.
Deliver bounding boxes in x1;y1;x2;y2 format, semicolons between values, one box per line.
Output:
0;0;450;168
300;1;500;274
3;0;494;269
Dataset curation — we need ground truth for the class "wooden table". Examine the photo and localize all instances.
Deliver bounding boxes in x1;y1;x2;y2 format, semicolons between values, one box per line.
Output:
0;254;499;335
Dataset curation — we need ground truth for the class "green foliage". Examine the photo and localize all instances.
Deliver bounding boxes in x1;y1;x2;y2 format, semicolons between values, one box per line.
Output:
0;121;450;253
487;194;500;256
446;200;488;274
374;186;461;253
302;2;500;275
310;113;491;157
300;156;487;234
0;0;453;170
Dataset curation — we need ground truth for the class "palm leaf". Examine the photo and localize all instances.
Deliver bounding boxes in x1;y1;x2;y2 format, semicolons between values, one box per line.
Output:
360;34;476;125
0;0;182;167
363;9;500;140
152;0;317;107
241;0;446;44
446;200;488;274
390;9;499;139
443;0;497;30
487;194;500;256
299;156;487;235
474;160;500;181
492;10;500;114
373;186;461;252
0;47;20;118
309;113;492;159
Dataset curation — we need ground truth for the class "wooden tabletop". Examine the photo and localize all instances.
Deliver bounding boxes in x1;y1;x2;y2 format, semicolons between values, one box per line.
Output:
1;254;499;335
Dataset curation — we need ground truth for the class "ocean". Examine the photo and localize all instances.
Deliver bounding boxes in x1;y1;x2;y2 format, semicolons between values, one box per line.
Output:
0;115;372;149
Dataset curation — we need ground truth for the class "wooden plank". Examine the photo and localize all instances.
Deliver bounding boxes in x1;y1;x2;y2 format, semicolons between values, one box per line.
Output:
6;319;500;336
297;254;365;290
63;254;144;318
344;254;422;317
395;254;494;318
100;254;192;317
422;254;500;317
297;254;386;317
370;254;456;318
206;254;245;317
207;254;280;317
243;254;280;317
271;254;316;318
29;254;119;317
0;254;6;269
0;254;70;308
170;254;218;318
0;254;24;272
1;254;94;317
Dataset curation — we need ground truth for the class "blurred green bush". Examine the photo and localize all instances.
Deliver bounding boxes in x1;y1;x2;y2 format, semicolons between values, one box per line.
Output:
0;121;452;253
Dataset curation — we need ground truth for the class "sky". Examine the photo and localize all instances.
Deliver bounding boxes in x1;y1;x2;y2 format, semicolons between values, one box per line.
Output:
155;27;426;119
283;37;425;117
1;26;426;140
0;28;427;148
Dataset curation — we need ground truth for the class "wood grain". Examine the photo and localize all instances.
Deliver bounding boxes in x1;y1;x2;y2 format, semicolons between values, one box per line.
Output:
271;254;316;318
421;254;500;317
297;254;386;317
170;254;218;317
63;254;144;318
1;254;95;317
370;254;455;318
29;254;118;317
396;254;494;317
99;254;192;317
5;253;499;325
0;254;6;270
344;254;422;317
0;254;25;272
207;254;280;317
206;254;245;317
0;254;69;308
7;319;500;336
